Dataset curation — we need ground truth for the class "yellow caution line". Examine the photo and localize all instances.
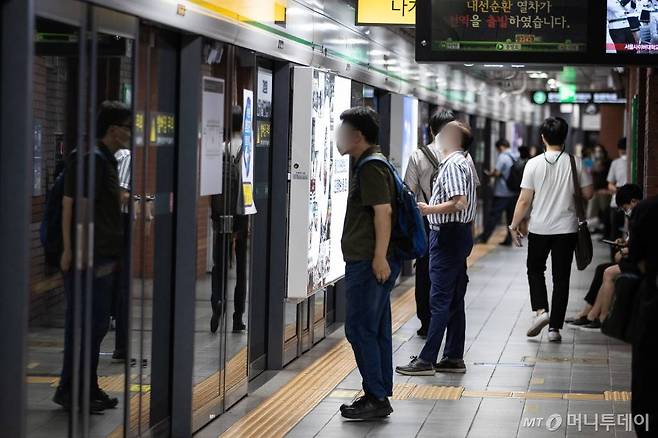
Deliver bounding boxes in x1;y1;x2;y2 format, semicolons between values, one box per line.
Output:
220;228;508;438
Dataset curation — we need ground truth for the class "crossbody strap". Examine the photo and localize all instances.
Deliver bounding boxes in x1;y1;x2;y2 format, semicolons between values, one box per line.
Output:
569;154;586;223
418;144;440;170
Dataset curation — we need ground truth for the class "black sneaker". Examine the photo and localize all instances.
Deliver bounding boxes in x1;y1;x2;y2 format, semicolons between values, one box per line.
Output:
434;358;467;373
112;350;126;361
92;388;119;410
416;326;428;338
232;319;246;332
53;386;71;411
395;356;435;376
567;316;591;326
340;394;393;420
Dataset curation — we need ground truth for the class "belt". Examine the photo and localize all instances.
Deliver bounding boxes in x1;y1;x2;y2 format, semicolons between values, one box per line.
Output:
429;222;471;231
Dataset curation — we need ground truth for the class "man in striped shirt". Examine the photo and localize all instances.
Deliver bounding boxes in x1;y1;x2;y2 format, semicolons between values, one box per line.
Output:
396;121;477;376
113;148;131;362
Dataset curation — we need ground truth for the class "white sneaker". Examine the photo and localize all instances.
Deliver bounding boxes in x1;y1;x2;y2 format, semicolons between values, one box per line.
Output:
547;329;562;342
527;311;550;337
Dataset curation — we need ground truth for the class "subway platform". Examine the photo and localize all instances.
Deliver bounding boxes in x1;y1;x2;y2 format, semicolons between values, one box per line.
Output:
197;238;633;438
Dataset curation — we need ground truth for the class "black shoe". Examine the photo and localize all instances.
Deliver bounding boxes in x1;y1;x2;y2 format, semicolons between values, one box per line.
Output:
567;316;591;326
434;358;467;373
581;319;602;330
92;388;118;410
210;308;220;334
416;326;428;338
499;240;512;247
112;350;126;361
395;356;435;376
53;386;71;411
340;394;393;420
474;235;488;244
232;319;246;332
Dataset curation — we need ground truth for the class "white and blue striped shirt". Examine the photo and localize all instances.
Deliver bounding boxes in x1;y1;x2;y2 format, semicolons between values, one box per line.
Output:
428;151;477;226
115;149;131;214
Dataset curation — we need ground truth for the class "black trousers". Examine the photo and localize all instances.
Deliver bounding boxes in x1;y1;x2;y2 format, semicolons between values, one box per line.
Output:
481;195;516;242
527;232;577;329
211;218;248;321
415;218;431;329
584;262;616;306
114;212;131;354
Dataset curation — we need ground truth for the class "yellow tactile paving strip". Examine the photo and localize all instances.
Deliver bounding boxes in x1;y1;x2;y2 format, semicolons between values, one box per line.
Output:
219;228;507;438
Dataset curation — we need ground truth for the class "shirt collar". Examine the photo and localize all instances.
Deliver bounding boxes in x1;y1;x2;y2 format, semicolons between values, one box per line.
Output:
440;150;464;165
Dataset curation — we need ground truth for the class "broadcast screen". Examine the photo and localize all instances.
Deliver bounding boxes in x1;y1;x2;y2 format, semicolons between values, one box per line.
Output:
430;0;588;54
606;0;658;54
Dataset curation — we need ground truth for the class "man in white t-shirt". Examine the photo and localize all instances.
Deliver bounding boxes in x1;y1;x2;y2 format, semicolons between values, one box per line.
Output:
509;117;593;342
607;138;628;240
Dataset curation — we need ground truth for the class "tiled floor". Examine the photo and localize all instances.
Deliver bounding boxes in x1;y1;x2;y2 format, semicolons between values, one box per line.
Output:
277;241;633;438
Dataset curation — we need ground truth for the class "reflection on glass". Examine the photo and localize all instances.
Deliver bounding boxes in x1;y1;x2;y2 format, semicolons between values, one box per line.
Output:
26;16;133;437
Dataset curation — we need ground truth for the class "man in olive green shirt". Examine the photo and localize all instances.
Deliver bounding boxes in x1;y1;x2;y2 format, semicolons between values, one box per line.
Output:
337;107;401;420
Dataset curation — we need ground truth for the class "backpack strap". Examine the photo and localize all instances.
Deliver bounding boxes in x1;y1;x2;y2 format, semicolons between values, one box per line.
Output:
355;154;400;197
418;144;440;170
569;154;587;224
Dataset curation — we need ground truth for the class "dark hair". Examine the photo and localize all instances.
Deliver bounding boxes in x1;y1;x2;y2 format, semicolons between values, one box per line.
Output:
495;139;510;150
615;184;643;206
617;137;627;151
340;107;379;145
453;121;473;151
539;117;569;146
429;109;456;136
518;145;531;159
97;101;131;138
232;105;243;132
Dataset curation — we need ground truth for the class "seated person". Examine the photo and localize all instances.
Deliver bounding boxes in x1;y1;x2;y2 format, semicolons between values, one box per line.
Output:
567;184;643;328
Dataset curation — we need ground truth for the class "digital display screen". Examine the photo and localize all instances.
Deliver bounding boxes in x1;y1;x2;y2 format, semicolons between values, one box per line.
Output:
430;0;588;54
606;0;658;54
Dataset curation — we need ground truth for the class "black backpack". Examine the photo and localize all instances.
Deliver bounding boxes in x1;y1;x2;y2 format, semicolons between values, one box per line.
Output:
505;153;526;193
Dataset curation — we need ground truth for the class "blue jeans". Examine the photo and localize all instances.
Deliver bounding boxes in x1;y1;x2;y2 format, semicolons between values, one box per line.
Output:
419;224;473;364
345;258;401;400
60;257;118;392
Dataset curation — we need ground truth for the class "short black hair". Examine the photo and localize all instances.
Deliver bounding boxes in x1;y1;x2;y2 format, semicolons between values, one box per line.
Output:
232;105;243;132
615;184;643;206
453;121;473;151
539;117;569;146
429;109;456;136
617;137;627;151
495;139;510;149
518;145;531;159
97;101;131;138
340;107;379;145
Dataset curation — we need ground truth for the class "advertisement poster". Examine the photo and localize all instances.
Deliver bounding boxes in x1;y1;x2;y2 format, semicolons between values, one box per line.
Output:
256;68;273;148
241;89;257;215
200;77;224;196
389;94;418;178
287;67;351;299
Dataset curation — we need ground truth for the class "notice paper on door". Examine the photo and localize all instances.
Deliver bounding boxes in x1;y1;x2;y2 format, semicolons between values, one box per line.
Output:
200;77;224;196
241;89;257;215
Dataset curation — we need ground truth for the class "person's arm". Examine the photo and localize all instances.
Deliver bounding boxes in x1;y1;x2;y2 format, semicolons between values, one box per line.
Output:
509;188;534;246
372;203;393;283
60;196;74;272
403;155;421;196
582;184;594;201
418;195;468;216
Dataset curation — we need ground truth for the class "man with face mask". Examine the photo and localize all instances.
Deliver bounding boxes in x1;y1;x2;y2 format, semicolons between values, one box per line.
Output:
337;107;401;420
567;184;643;329
54;101;130;412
